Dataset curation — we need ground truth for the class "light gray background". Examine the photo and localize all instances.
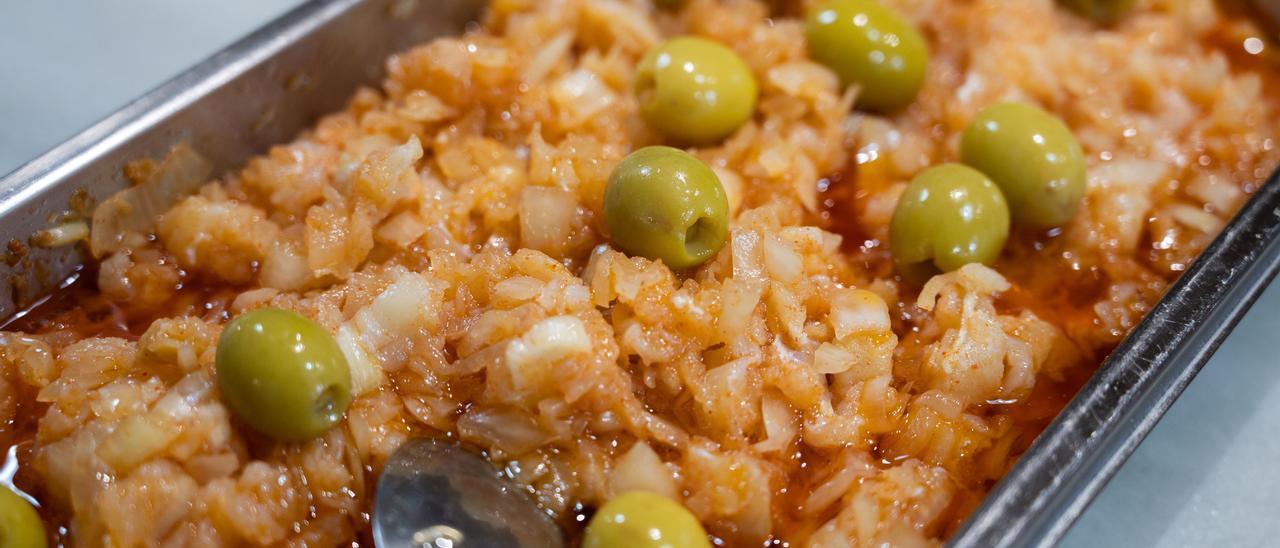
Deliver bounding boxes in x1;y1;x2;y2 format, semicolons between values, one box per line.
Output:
1;2;1277;546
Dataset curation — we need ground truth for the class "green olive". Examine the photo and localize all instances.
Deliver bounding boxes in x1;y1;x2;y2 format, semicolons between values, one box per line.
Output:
604;147;729;269
1058;0;1134;24
216;308;352;442
0;487;46;548
635;37;758;145
583;492;711;548
960;102;1086;228
890;163;1010;276
805;0;930;112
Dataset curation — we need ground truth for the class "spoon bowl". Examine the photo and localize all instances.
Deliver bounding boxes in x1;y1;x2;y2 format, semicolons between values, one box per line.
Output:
374;438;565;548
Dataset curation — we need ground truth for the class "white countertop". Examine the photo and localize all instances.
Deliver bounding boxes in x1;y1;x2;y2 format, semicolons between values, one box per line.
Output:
2;2;1277;545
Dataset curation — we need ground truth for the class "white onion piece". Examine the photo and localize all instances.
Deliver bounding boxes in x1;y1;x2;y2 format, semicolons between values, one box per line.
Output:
457;408;552;456
753;393;798;454
90;144;212;257
505;315;591;391
611;441;678;499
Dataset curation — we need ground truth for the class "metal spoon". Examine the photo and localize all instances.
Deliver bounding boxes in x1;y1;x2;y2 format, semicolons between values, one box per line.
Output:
373;438;565;548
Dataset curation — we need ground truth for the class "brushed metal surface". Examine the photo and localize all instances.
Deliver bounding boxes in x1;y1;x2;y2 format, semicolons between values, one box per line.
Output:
375;438;564;548
0;0;482;316
949;171;1280;547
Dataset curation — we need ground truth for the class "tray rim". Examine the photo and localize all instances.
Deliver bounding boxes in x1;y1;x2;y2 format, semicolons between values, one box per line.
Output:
948;169;1280;547
0;0;362;212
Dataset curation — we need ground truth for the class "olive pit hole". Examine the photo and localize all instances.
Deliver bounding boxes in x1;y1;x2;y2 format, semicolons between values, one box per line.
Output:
315;385;341;420
684;217;717;257
635;71;657;107
899;260;942;286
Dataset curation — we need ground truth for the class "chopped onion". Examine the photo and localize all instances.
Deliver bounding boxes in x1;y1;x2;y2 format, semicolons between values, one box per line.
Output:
375;210;429;248
522;31;575;84
369;271;440;330
717;278;764;343
519;186;579;255
505;315;591;391
337;271;443;395
917;263;1009;311
790;151;819;212
621;321;673;364
152;372;214;418
1167;203;1224;234
712;166;744;215
397;90;454;123
1001;335;1036;399
913;390;964;420
611;256;644;301
229;288;279;314
579;0;660;52
445;341;505;376
611;441;678;499
493;276;544;303
1186;172;1243;213
260;234;311;291
829;288;890;339
766;282;808;346
550;69;616;127
957;263;1010;295
802;450;873;516
352;136;423;215
757;143;792;179
336;323;385;396
90;143;212;257
1088;158;1167;253
97;415;179;473
813;342;856;375
778;226;827;252
767;61;839;99
0;333;55;387
753;393;798;454
763;234;803;282
32;221;89;247
457;407;553;456
731;229;764;280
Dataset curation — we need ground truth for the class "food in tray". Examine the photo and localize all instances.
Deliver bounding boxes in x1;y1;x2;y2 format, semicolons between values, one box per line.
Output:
1;0;1278;545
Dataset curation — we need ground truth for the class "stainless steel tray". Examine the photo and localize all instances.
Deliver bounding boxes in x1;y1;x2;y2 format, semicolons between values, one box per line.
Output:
1;1;1277;546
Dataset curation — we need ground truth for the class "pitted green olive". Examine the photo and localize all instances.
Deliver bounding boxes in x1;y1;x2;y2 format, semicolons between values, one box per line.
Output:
806;0;930;112
583;492;711;548
635;37;758;145
890;163;1011;277
0;487;46;548
216;308;352;442
604;146;729;269
960;102;1086;228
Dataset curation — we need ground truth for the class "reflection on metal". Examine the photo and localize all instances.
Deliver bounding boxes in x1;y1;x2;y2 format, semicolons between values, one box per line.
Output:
0;0;483;317
413;525;464;548
374;438;563;548
950;172;1280;547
